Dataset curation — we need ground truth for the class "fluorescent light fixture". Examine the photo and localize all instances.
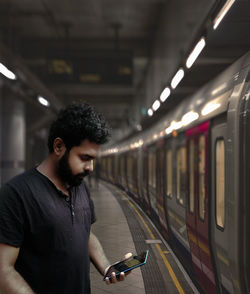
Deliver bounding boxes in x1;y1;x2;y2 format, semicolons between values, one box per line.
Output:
160;87;171;102
138;139;144;146
211;83;227;95
0;63;16;80
186;37;206;69
201;102;220;116
181;111;199;126
38;95;50;107
165;120;183;134
172;120;183;130
136;124;142;131
171;68;184;89
213;0;235;30
148;108;153;116
165;126;172;135
152;99;160;111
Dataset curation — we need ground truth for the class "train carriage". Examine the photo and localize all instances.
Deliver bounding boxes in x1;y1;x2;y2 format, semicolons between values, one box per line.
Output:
100;51;250;294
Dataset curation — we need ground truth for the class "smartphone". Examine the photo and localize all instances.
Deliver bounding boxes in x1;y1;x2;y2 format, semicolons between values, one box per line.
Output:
103;250;149;280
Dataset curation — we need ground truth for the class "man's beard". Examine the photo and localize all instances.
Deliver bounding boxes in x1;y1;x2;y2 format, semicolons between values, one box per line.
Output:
57;150;90;188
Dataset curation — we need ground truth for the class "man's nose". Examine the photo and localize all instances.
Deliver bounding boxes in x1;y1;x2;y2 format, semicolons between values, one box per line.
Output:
85;160;94;171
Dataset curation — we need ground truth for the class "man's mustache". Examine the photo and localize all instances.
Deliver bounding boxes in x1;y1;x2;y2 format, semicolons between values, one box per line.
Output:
77;170;90;178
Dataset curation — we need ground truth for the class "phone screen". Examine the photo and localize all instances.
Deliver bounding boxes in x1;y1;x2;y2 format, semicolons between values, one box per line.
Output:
104;251;148;280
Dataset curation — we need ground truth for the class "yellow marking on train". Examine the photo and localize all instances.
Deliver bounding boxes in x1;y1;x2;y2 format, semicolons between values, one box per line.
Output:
168;210;185;227
125;197;185;294
187;232;209;256
157;203;164;213
217;252;229;266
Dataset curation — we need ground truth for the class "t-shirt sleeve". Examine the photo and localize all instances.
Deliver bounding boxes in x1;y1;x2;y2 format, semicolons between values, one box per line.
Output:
0;184;25;247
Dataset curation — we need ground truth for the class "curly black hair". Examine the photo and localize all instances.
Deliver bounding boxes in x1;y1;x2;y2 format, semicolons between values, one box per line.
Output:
48;102;111;153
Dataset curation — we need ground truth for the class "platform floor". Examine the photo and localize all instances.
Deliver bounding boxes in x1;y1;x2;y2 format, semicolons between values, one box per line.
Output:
89;181;199;294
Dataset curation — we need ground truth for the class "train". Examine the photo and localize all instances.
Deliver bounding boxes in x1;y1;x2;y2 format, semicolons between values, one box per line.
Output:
99;51;250;294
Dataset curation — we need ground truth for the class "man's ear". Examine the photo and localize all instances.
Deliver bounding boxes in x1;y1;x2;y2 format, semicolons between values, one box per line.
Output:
53;138;66;156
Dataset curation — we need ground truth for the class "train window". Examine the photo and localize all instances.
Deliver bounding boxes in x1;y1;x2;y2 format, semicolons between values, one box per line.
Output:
216;139;225;229
107;157;112;181
148;152;156;188
121;156;126;187
127;155;133;190
198;135;206;220
188;139;195;213
176;146;186;206
114;156;119;181
166;149;172;198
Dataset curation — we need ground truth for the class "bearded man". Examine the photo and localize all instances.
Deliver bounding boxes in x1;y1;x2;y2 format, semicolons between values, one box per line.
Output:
0;102;129;294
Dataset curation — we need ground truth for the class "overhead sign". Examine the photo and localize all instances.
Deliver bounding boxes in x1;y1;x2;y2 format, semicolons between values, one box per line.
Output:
31;50;133;85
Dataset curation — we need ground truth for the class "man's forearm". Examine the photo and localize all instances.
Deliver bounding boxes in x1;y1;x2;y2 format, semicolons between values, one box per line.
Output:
0;267;34;294
89;232;110;275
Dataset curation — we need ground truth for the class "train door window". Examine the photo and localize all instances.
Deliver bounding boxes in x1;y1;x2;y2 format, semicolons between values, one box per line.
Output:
189;139;195;213
121;156;125;186
198;135;206;220
176;146;186;206
216;139;225;229
166;149;173;198
107;157;112;181
148;152;156;189
127;154;133;190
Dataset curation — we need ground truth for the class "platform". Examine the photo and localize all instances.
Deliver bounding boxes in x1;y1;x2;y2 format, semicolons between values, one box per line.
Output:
89;181;199;294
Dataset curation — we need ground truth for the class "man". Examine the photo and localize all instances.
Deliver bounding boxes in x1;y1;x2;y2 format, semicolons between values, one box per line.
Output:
0;102;129;294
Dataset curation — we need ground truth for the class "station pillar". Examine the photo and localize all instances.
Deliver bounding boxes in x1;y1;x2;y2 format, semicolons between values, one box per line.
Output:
0;86;25;186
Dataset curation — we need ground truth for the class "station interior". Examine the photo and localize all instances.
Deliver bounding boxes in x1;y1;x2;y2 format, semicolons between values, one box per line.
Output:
0;1;249;293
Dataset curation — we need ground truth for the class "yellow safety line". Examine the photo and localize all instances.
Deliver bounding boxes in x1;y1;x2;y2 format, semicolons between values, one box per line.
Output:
119;191;185;294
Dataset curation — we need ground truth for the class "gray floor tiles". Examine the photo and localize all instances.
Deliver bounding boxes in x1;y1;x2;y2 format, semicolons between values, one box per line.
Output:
89;184;146;294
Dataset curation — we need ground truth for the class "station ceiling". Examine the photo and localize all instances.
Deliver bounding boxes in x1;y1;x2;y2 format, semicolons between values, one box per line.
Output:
0;0;249;144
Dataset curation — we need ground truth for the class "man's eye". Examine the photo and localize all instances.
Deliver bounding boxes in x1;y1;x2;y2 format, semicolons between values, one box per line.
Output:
81;156;91;161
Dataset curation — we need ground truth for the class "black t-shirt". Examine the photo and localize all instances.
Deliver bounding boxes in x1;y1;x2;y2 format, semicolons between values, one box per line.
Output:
0;168;96;294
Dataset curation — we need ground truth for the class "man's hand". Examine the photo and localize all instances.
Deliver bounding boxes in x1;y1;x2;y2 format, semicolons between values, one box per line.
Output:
104;252;132;285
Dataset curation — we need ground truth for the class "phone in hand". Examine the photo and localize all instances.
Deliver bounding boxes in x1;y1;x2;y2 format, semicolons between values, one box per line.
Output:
103;250;149;281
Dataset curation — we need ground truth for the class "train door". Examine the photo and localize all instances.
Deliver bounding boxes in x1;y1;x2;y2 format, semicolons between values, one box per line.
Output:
156;139;169;237
211;119;233;294
142;146;150;213
137;147;144;204
114;154;119;184
166;133;192;270
127;151;134;195
148;144;159;222
127;150;139;202
186;121;218;294
132;149;139;202
120;154;127;191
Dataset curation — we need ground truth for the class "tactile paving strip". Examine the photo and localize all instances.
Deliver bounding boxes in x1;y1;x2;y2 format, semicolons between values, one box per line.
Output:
105;184;168;294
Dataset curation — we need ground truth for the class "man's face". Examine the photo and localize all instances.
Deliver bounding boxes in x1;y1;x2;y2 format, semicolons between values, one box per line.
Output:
57;139;100;187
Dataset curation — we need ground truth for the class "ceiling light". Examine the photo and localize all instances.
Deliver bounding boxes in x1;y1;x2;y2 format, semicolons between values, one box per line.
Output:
201;102;220;116
38;95;50;107
136;124;142;131
211;83;227;95
160;87;171;102
213;0;235;30
148;108;153;116
186;37;206;69
172;120;183;130
0;63;16;80
171;68;184;89
165;125;173;135
181;111;199;126
152;99;160;111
